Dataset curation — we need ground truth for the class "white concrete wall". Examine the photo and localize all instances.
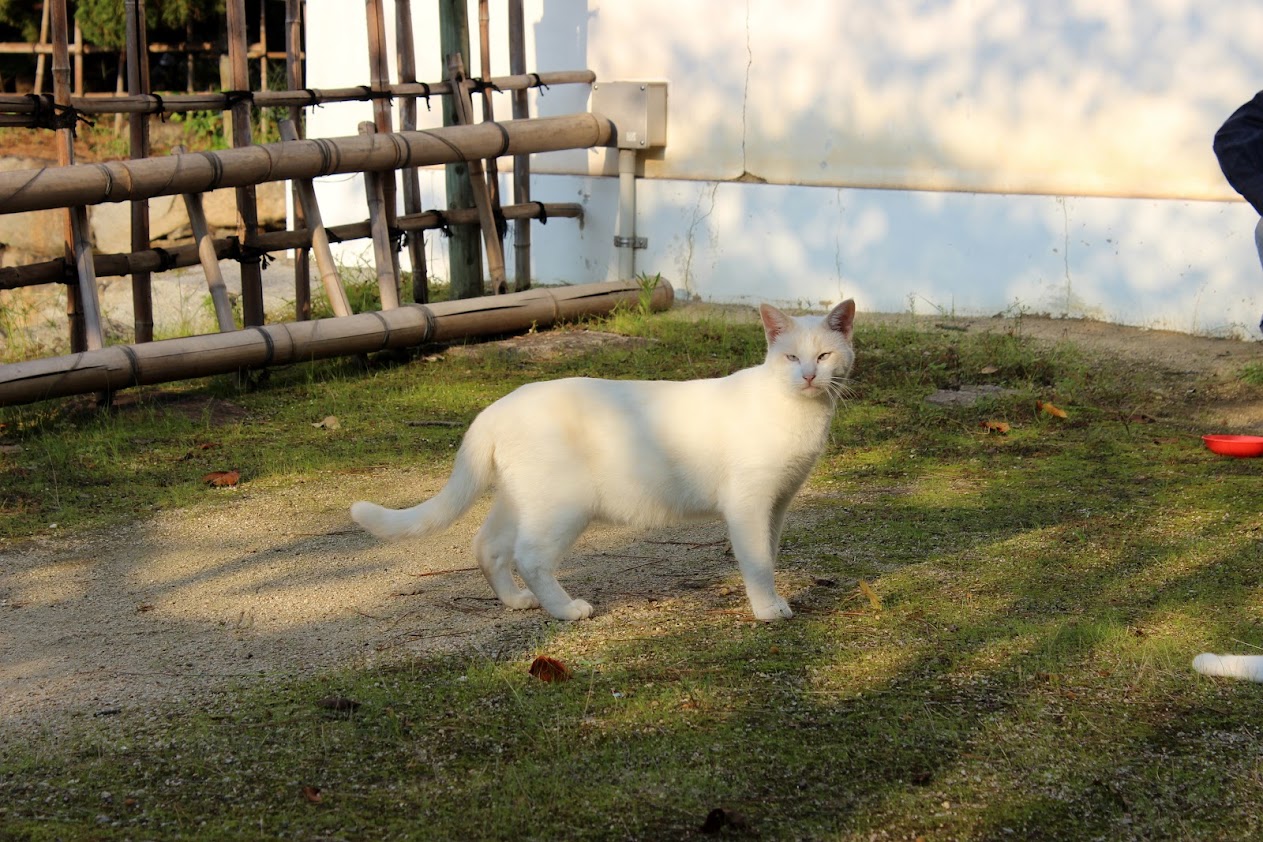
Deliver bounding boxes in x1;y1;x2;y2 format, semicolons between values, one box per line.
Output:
305;1;1263;336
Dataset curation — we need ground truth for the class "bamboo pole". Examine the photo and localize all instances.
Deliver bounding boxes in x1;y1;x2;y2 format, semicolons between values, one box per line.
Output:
0;72;596;117
439;0;481;299
0;113;614;213
447;52;508;295
126;0;154;343
279;120;351;318
72;19;83;97
359;122;402;310
0;280;675;407
477;0;501;210
51;0;104;353
394;0;429;303
0;202;583;291
226;0;265;327
34;0;49;95
508;0;530;292
285;0;311;320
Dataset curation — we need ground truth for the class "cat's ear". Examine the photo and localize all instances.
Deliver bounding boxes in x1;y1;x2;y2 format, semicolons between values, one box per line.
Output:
760;304;794;345
826;299;856;341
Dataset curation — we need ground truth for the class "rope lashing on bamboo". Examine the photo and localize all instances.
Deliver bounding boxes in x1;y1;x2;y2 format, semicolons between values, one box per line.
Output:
355;85;394;104
418;82;432;111
533;201;548;224
526;73;549;94
149;93;167;121
151;247;179;272
25;93;93;135
303;88;321;108
428;209;452;237
221;90;254;108
469;78;501;95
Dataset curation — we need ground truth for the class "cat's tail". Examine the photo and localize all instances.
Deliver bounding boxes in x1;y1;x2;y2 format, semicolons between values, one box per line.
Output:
350;421;494;541
1192;653;1263;682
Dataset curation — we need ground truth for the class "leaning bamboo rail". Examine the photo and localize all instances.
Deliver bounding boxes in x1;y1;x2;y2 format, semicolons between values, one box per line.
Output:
0;280;675;407
0;201;583;291
0;114;614;214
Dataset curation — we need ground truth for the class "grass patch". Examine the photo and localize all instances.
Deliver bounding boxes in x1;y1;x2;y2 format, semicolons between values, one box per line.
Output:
4;307;1263;839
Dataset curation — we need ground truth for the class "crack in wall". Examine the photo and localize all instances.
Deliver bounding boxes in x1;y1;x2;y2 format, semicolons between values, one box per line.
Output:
682;182;720;295
741;0;752;176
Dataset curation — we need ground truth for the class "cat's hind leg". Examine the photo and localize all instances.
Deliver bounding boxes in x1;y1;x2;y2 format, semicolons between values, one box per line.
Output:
512;511;594;621
473;496;539;610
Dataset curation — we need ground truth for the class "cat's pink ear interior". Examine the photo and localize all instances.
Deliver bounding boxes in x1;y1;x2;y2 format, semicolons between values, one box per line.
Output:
827;299;856;340
760;304;793;345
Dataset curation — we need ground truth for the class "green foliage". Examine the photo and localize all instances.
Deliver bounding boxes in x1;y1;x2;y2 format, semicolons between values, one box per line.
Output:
75;0;224;50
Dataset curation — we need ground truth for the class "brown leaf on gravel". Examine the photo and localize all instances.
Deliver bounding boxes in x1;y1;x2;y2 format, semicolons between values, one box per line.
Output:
1037;400;1069;419
202;470;240;487
528;655;571;682
302;785;323;804
858;579;882;611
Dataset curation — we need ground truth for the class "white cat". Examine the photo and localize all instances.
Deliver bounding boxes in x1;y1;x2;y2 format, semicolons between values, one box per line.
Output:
1193;653;1263;682
351;300;856;621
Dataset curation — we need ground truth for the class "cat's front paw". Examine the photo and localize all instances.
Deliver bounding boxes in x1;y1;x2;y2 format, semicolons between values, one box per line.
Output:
551;599;594;621
753;597;793;622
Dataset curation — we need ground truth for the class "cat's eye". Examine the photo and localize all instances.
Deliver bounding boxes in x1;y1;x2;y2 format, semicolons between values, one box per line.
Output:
817;352;832;362
786;354;799;362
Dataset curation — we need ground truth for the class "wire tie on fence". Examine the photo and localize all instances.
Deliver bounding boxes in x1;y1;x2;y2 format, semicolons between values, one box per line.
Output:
250;326;276;367
418;129;468;162
95;164;115;200
120;344;142;386
533;201;548;224
492;121;510;158
198;151;225;189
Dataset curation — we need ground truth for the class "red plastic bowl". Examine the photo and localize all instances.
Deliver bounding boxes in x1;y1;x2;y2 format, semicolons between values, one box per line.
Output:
1203;434;1263;458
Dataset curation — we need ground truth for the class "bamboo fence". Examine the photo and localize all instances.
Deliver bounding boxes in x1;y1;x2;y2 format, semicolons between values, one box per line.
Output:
0;0;639;406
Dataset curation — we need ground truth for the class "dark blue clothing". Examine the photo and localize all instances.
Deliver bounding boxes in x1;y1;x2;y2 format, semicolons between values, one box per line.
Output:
1215;91;1263;216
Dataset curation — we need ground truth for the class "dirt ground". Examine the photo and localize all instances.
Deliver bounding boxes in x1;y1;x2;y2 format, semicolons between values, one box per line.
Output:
3;303;1263;744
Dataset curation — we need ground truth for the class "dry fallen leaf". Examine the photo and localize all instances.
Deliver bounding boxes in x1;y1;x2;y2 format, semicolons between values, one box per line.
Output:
302;785;323;804
313;415;341;430
981;420;1011;434
528;655;572;683
1037;400;1068;419
979;365;1000;375
858;579;883;611
201;470;240;487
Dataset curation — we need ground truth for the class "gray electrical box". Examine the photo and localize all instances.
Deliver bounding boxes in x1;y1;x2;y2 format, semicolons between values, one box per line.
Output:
591;81;668;150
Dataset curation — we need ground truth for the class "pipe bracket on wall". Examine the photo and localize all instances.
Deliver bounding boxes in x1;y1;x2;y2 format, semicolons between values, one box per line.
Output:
613;235;648;249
